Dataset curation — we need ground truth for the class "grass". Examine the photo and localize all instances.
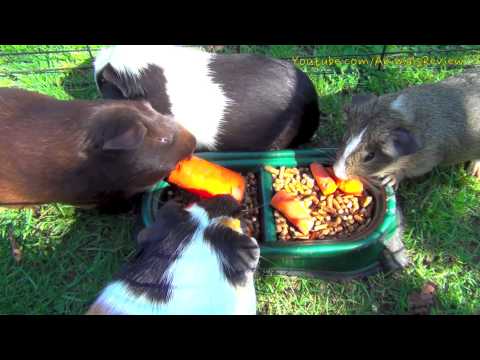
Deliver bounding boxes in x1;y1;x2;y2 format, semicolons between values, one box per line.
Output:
1;45;480;314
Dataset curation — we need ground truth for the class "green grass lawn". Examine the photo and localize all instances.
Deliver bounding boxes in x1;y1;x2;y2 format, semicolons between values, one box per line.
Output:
1;45;480;314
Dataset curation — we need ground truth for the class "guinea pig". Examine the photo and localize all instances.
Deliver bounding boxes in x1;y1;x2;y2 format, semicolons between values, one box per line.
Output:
86;195;260;315
332;69;480;188
0;87;196;209
93;45;320;151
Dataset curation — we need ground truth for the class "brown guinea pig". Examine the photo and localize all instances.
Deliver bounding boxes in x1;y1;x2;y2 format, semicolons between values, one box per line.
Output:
332;70;480;188
0;87;196;209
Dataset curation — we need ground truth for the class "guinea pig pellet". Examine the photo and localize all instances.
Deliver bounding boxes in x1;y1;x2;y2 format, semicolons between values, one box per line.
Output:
265;166;374;242
161;172;261;240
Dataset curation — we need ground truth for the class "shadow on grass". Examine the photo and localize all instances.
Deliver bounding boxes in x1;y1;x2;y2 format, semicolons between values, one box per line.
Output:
359;164;480;315
0;207;137;314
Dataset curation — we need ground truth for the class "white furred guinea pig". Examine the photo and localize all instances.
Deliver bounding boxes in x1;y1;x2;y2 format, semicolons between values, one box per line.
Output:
86;195;260;315
94;45;320;151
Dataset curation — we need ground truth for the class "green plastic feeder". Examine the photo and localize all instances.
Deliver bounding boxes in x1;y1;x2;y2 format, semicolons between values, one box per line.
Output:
141;149;400;280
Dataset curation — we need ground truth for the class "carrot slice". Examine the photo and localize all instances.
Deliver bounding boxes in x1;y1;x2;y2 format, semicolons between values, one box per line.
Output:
271;190;314;235
167;156;246;202
218;217;243;233
336;178;364;196
310;163;338;196
325;166;336;179
323;166;364;195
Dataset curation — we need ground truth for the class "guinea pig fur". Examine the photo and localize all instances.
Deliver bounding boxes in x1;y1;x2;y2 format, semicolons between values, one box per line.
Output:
0;87;196;208
333;69;480;187
93;45;320;152
86;195;260;315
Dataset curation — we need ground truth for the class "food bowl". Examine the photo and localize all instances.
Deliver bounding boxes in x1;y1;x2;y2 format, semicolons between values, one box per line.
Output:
141;149;400;280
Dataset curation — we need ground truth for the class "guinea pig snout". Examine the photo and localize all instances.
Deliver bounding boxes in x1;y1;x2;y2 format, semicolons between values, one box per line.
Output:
334;128;368;180
174;125;196;158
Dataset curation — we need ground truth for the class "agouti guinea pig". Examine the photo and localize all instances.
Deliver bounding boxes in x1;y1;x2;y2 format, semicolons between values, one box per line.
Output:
93;45;320;151
86;195;260;315
0;87;196;208
333;70;480;188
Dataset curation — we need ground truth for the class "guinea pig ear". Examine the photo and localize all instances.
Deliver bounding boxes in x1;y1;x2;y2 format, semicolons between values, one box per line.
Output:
344;94;378;114
97;64;146;100
383;127;420;158
103;121;147;151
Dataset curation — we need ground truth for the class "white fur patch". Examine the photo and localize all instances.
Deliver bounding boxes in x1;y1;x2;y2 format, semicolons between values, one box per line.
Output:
94;45;231;150
333;127;367;180
92;204;257;315
91;281;166;315
187;203;210;229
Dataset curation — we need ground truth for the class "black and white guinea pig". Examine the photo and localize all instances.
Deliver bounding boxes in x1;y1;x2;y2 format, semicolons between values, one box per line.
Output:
93;45;320;152
86;195;260;315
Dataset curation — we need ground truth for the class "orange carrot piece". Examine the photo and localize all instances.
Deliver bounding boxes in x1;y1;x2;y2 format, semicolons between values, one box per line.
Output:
218;217;243;233
310;163;338;196
271;190;314;235
323;166;364;195
325;166;336;179
167;156;246;202
336;178;364;195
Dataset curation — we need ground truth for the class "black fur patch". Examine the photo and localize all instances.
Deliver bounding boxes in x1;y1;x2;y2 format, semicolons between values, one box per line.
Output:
287;67;321;147
132;65;172;115
136;201;186;246
210;54;320;150
97;64;146;100
196;195;242;219
114;201;195;303
97;63;172;115
203;224;260;287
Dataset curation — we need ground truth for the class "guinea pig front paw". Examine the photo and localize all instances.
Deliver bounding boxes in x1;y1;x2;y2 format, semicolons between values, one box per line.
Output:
381;175;399;190
382;241;410;271
467;160;480;179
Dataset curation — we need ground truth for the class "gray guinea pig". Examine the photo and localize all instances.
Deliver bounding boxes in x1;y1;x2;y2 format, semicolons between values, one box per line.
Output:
332;70;480;188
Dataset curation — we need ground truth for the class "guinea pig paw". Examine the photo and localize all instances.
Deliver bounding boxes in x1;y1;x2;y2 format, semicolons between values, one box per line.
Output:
468;160;480;179
381;175;398;189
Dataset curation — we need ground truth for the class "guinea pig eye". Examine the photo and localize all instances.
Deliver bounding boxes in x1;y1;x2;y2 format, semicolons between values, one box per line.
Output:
364;151;375;162
158;137;171;144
